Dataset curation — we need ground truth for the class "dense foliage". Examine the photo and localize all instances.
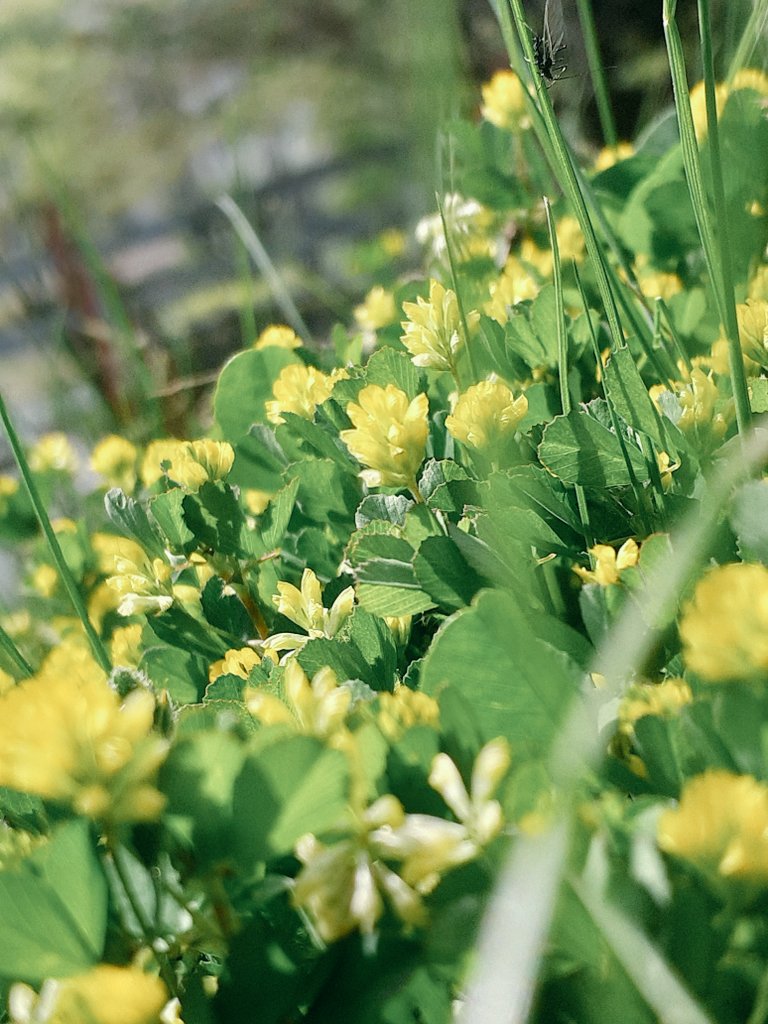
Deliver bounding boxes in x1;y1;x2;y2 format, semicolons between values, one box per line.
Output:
0;3;767;1022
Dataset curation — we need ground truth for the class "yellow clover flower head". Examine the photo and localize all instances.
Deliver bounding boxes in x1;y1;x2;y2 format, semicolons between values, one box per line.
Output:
341;384;429;492
8;965;168;1024
107;552;174;617
247;661;351;740
480;69;530;132
292;794;425;941
377;684;440;741
354;286;397;332
263;570;355;658
253;324;301;350
446;379;528;452
110;624;144;668
593;141;635;172
401;279;479;374
573;538;639;586
748;265;768;301
265;363;336;425
485;256;540;325
658;770;768;886
736;298;768;366
618;678;693;736
31;563;58;599
0;475;19;516
0;645;167;825
209;646;263;683
90;434;138;492
164;439;235;492
679;562;768;681
28;432;78;474
140;440;183;488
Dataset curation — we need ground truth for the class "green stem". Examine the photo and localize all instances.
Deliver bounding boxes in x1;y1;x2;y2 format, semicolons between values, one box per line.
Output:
436;194;478;385
544;199;592;544
107;843;179;997
505;0;625;354
662;0;751;435
575;0;617;148
727;0;768;79
0;394;112;674
0;621;34;678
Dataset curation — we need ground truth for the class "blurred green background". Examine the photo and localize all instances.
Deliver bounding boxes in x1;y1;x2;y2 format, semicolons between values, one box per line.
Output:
0;0;751;450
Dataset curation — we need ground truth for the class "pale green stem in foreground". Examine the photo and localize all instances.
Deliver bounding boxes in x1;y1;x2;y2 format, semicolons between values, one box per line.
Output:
216;193;313;344
662;0;751;435
461;420;768;1024
575;0;617;148
504;0;625;353
0;393;112;674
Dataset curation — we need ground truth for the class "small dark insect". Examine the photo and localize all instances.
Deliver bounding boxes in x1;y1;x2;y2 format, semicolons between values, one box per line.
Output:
532;0;568;83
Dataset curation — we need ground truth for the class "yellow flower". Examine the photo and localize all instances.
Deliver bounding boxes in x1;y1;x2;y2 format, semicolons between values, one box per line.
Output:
446;379;528;452
90;435;138;491
593;141;634;172
480;69;530;132
243;488;272;515
657;450;681;492
209;646;262;683
263;570;354;658
247;661;351;740
28;432;77;474
265;364;335;425
748;265;768;301
377;684;440;740
253;324;301;350
485;256;540;325
573;539;639;586
679;562;768;681
383;614;412;646
354;286;397;332
732;68;768;97
555;215;585;263
379;227;406;258
636;268;683;301
0;475;19;516
91;534;147;576
110;624;144;668
163;440;236;492
0;645;167;825
107;553;174;617
341;385;429;491
656;368;732;440
401;279;479;374
31;563;58;598
8;965;168;1024
618;678;693;735
293;795;425;941
689;79;730;141
140;440;183;488
658;770;768;886
736;298;768;366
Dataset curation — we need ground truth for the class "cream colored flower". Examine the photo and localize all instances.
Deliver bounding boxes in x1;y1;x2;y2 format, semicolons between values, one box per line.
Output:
401;279;479;374
341;385;429;491
107;553;173;617
485;256;540;325
446;379;528;452
377;684;439;740
247;661;351;740
736;299;768;366
263;569;355;657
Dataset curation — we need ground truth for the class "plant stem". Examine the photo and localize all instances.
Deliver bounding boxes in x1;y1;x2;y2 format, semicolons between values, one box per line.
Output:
0;394;112;674
574;0;617;148
0;621;34;678
662;0;751;435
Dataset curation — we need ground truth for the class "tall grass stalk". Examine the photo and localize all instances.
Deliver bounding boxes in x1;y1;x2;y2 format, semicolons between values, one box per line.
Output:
216;194;313;344
574;0;617;148
0;394;112;674
662;0;751;436
503;0;624;353
727;0;768;78
461;407;768;1022
0;621;33;678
